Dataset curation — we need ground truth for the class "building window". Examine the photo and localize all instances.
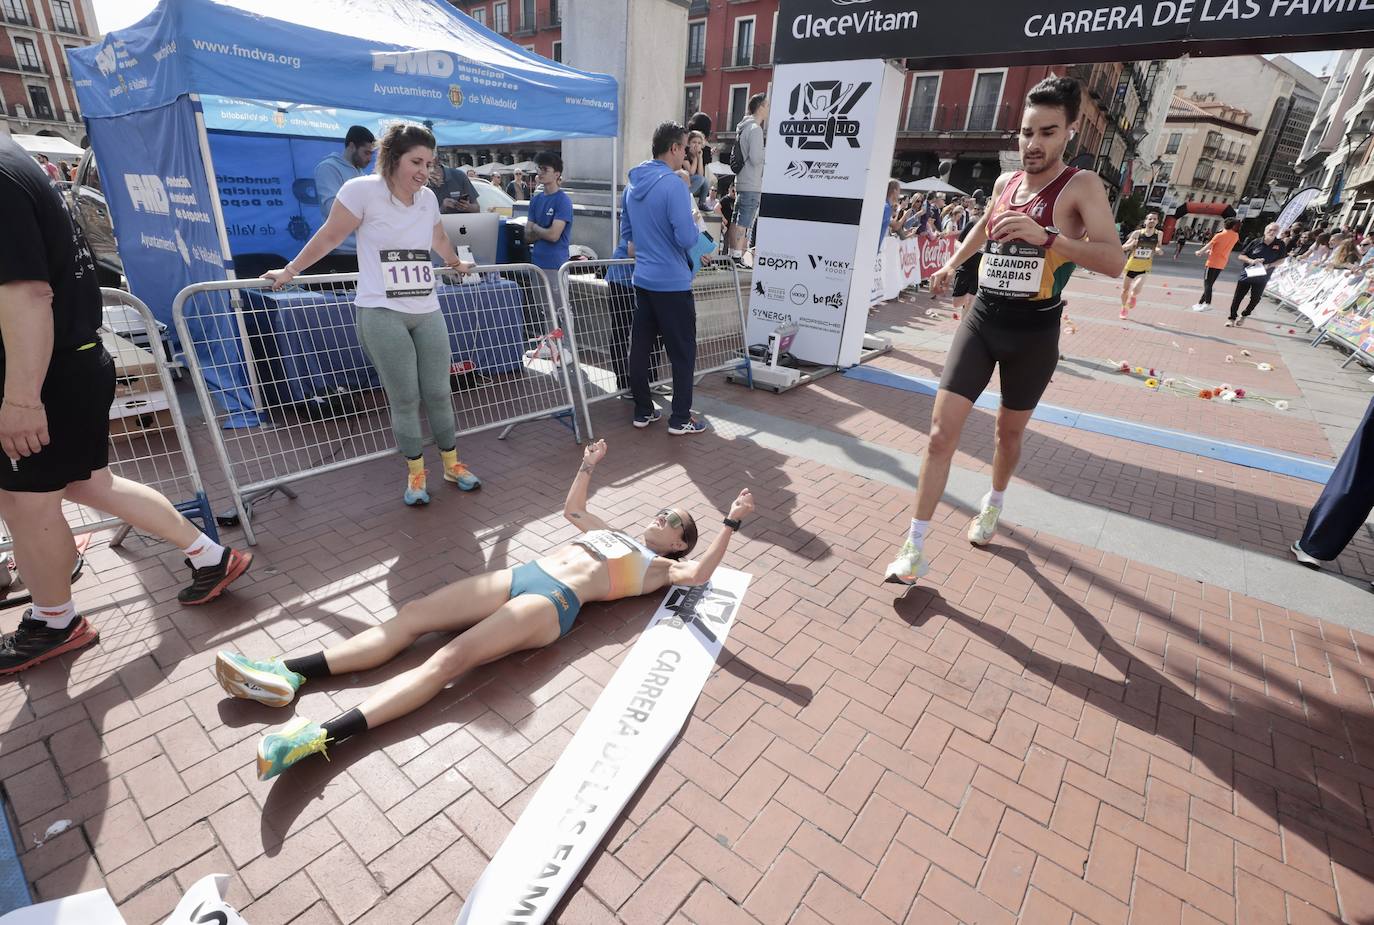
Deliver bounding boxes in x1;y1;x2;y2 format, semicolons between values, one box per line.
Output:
1157;161;1172;182
2;0;26;24
967;71;1003;131
552;40;562;63
1165;132;1181;154
906;74;938;132
469;6;486;25
13;36;40;71
684;84;702;125
27;84;54;119
728;84;750;130
686;20;705;71
493;1;508;33
549;0;560;24
51;0;77;32
520;0;534;30
733;17;754;68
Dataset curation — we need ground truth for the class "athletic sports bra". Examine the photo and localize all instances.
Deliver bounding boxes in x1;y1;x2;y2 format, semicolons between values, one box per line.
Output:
979;166;1080;306
571;530;659;600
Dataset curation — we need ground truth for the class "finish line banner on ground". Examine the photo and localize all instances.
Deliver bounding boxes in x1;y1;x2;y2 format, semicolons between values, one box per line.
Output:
455;569;752;925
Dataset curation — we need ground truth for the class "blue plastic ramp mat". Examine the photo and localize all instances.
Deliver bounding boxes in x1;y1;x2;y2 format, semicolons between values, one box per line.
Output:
0;795;33;915
843;366;1336;485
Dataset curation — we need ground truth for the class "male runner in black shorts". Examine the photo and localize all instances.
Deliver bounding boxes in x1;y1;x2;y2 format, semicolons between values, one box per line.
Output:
0;134;252;674
884;77;1126;585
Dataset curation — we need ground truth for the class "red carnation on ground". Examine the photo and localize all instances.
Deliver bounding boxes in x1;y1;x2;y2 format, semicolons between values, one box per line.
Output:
1234;388;1246;398
1199;389;1212;399
952;313;960;320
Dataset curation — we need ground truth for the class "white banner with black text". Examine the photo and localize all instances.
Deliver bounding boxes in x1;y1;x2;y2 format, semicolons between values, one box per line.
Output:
455;569;752;925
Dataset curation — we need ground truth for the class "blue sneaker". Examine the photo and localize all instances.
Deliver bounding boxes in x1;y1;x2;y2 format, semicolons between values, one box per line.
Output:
256;717;331;780
668;417;707;435
404;470;430;506
214;651;304;707
443;461;481;491
633;410;662;428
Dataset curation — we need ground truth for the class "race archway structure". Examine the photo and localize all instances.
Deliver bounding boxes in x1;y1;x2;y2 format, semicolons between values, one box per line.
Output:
1165;200;1237;244
748;0;1374;367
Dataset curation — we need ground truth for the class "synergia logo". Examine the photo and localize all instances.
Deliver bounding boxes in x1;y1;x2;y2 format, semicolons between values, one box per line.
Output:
780;81;870;151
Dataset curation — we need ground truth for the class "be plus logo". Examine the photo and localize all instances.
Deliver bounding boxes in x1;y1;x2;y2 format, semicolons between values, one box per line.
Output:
779;80;870;151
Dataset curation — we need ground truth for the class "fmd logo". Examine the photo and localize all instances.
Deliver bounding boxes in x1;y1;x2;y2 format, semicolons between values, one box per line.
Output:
371;50;454;78
124;174;169;215
94;44;117;77
779;80;870;151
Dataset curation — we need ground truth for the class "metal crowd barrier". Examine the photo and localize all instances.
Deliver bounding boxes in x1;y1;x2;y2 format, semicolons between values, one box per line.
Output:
0;290;217;557
558;258;751;439
171;265;580;545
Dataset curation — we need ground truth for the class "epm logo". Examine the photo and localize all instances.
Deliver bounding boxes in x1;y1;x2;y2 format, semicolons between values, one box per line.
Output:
779;80;870;151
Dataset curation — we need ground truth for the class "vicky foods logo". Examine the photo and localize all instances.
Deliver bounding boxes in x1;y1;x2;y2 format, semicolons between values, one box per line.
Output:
779;80;871;151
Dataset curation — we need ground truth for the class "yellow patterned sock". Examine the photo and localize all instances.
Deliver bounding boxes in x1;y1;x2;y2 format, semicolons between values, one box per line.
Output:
406;456;424;477
439;448;459;470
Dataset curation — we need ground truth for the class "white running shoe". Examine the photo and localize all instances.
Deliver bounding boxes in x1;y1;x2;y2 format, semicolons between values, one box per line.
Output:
883;540;929;586
967;494;1002;546
1290;540;1321;568
1191;303;1212;312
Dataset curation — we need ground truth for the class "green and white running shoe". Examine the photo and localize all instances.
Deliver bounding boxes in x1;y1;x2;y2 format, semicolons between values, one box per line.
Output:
967;494;1002;547
257;717;330;780
883;540;929;586
215;651;304;708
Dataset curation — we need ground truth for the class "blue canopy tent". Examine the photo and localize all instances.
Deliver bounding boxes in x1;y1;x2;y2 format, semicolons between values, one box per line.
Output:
68;0;618;425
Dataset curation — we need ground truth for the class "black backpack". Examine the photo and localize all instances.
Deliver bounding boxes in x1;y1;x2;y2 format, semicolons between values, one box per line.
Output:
730;126;746;174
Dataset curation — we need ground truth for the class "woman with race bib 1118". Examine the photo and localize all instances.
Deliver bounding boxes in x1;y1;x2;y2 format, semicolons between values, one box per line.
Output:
264;123;481;507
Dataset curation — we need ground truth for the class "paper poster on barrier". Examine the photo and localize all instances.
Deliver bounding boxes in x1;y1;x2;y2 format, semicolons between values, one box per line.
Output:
455;569;753;925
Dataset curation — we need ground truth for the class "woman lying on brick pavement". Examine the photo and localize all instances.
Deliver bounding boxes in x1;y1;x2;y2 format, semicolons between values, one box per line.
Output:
213;439;754;779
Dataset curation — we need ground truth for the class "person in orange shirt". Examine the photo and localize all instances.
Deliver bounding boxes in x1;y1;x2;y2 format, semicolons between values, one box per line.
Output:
1190;217;1239;311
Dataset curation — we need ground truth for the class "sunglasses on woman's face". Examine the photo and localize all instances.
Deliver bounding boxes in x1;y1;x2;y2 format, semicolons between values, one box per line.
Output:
656;509;684;530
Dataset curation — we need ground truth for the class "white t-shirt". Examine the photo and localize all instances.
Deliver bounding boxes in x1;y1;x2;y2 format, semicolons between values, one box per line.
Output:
334;175;441;314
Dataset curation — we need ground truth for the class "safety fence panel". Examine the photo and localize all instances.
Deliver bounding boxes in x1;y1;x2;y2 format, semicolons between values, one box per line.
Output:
0;289;217;557
172;265;579;544
558;259;750;431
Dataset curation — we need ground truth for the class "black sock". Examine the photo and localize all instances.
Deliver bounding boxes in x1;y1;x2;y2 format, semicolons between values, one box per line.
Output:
283;652;331;679
322;708;368;743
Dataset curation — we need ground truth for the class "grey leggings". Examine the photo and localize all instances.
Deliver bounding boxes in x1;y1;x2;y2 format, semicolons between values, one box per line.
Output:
356;306;456;459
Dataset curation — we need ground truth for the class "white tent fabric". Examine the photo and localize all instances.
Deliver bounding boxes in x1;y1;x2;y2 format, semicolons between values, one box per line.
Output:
7;133;84;160
902;176;967;196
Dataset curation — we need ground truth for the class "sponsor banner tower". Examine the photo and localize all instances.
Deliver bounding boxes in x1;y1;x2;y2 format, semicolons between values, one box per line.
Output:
747;57;906;366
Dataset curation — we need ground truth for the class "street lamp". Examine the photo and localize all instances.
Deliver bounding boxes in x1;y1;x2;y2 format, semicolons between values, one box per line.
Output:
1143;156;1165;210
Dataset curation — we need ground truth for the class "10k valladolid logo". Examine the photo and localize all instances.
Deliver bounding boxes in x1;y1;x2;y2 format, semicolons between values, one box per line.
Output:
779;80;871;151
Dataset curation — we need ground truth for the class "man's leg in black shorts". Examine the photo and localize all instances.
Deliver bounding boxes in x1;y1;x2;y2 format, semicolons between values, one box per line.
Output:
920;311;998;520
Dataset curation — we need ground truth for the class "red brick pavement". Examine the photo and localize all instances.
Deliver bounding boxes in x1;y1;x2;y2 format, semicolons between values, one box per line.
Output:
3;279;1374;924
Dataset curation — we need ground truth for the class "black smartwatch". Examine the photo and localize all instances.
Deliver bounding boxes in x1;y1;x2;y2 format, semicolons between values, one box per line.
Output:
723;517;742;530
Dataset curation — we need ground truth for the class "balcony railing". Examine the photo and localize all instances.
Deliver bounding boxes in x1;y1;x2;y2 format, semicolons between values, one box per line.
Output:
513;8;536;35
723;42;771;69
1236;154;1247;165
1201;144;1221;159
689;0;707;12
685;56;705;76
0;55;43;74
11;101;56;121
897;101;1017;135
53;17;80;34
1347;162;1374;189
3;8;28;26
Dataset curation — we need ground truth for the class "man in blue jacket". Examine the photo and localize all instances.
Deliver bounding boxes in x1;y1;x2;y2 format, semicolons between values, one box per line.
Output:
312;125;373;274
623;122;706;435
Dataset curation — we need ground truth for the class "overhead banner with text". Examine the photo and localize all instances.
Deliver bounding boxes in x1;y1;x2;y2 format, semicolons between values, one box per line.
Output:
774;0;1374;67
455;570;752;925
749;58;905;366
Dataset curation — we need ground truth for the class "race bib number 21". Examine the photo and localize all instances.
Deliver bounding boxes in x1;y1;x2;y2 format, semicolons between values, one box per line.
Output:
979;241;1045;297
380;249;434;298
